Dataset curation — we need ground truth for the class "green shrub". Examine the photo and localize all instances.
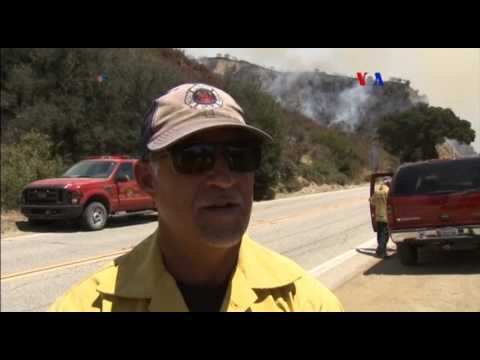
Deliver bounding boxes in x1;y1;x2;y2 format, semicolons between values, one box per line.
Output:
1;130;65;210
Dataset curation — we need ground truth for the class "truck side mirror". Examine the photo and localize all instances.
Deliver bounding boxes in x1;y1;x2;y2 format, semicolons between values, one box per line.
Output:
116;174;130;183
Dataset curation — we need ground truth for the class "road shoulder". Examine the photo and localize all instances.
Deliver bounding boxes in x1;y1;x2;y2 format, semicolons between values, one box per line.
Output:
323;245;480;311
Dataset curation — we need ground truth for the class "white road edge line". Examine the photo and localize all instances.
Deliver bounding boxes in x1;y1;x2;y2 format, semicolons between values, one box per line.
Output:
308;237;377;277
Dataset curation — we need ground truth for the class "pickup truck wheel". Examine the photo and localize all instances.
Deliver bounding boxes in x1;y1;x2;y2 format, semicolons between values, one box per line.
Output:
397;243;418;265
82;202;108;231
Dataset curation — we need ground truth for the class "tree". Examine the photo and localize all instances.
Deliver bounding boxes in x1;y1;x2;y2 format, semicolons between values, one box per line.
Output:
223;80;286;200
377;103;475;162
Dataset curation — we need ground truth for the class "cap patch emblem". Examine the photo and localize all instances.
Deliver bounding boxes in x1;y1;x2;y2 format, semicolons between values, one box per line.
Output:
185;84;223;110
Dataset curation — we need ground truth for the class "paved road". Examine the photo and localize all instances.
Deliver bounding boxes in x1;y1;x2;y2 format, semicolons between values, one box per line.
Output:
1;186;375;312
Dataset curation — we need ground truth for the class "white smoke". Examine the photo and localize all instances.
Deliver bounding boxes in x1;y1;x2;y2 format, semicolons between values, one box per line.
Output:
266;71;376;131
332;84;372;130
185;48;479;151
266;72;325;120
201;55;427;133
444;138;477;156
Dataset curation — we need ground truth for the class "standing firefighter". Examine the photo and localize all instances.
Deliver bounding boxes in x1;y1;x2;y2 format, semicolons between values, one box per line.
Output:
370;177;391;258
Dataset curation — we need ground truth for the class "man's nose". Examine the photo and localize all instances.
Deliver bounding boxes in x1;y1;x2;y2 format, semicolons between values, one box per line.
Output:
206;151;235;188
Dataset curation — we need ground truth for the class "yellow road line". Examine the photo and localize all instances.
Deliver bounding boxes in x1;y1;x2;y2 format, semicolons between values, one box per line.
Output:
1;248;132;282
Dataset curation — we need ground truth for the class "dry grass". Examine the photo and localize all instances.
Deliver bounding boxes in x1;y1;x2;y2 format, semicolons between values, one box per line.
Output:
1;210;28;238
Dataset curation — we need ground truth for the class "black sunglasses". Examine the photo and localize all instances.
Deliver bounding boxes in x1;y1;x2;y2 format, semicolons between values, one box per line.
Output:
166;142;262;174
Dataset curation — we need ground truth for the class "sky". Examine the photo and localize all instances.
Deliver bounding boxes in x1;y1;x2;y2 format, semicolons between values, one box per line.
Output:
183;48;480;152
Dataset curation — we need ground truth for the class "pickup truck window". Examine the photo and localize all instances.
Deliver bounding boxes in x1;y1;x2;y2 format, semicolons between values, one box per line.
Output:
393;158;480;196
115;163;134;181
61;161;116;179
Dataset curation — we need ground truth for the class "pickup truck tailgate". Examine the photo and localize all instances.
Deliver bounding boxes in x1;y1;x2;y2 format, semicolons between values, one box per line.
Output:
390;192;480;229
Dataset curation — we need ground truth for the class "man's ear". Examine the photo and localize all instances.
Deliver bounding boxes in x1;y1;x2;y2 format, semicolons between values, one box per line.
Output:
135;160;156;196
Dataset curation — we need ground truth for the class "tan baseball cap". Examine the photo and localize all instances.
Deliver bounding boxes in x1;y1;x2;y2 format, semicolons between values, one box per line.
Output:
141;83;273;157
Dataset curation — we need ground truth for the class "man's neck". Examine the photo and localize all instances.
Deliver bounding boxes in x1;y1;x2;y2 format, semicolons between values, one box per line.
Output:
157;232;240;287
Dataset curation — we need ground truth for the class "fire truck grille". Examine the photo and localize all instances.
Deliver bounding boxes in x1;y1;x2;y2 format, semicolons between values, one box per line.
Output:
25;188;65;205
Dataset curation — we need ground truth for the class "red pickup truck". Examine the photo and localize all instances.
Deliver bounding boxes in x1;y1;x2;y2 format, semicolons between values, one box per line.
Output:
20;155;156;231
371;157;480;265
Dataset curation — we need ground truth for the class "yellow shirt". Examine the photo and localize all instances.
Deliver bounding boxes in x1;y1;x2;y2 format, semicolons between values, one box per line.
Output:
50;231;344;312
370;184;389;223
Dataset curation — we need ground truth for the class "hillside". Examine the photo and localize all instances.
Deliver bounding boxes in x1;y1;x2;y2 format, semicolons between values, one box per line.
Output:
1;48;397;210
198;56;428;132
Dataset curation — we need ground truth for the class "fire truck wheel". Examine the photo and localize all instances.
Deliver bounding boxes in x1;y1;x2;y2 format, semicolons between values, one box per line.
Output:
82;202;108;231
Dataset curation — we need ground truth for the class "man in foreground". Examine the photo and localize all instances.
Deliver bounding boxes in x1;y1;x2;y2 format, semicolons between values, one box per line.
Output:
50;83;343;312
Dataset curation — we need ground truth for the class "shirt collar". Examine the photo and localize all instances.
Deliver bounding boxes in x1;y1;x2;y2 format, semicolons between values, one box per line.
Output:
95;230;303;311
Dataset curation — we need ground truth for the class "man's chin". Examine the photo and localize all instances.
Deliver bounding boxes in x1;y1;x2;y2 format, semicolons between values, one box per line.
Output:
197;224;246;248
202;235;242;249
